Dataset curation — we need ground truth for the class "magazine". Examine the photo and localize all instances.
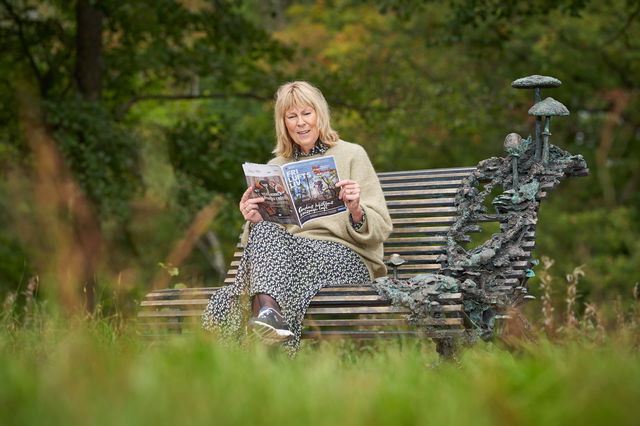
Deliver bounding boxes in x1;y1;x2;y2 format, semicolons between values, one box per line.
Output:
242;155;346;226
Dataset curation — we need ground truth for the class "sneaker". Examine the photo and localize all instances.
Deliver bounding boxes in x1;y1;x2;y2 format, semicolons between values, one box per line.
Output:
249;307;294;343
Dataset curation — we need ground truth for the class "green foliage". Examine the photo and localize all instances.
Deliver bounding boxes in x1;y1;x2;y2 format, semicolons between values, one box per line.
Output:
365;0;593;22
0;0;638;303
164;105;273;224
0;187;31;298
534;203;640;300
45;98;141;220
0;232;30;298
101;0;289;106
0;0;289;294
0;319;639;426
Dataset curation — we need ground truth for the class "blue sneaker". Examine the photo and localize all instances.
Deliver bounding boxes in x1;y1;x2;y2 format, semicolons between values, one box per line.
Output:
249;307;294;343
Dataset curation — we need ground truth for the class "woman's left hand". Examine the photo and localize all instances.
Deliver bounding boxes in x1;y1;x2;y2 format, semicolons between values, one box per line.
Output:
337;179;363;222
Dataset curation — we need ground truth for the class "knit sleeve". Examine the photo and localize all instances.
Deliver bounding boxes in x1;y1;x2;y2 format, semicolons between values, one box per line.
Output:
343;144;393;245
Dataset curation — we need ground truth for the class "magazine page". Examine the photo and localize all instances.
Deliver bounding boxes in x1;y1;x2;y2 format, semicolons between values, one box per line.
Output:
281;155;346;225
242;162;300;225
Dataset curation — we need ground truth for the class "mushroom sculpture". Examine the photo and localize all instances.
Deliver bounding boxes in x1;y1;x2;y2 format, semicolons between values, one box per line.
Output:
511;75;562;161
528;97;570;164
503;132;531;188
385;253;407;280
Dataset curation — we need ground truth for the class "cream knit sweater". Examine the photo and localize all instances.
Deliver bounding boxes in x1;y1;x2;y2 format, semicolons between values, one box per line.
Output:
242;140;393;279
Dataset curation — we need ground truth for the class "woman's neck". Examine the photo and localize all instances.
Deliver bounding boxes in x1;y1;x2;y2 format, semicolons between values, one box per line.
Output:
293;140;328;161
298;140;316;154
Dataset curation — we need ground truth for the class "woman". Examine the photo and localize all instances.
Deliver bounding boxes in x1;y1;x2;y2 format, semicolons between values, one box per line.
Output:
202;81;392;355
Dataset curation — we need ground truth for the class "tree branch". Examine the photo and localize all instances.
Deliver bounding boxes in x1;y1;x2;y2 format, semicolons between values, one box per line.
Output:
1;0;45;94
603;0;640;46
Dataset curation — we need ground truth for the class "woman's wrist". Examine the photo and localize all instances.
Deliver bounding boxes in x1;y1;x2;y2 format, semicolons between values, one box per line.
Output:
350;206;364;223
349;207;366;231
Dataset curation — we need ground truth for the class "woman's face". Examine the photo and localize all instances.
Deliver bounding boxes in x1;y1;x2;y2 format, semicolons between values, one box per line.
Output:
284;105;319;153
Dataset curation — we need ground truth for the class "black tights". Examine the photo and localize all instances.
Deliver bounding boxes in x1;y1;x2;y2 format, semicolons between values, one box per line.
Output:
252;293;282;316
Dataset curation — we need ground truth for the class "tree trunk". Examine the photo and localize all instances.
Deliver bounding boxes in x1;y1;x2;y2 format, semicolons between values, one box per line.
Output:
75;0;103;100
73;0;105;312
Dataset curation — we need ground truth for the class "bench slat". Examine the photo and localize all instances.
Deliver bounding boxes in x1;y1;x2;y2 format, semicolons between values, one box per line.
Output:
225;262;531;279
385;236;450;245
391;217;456;226
386;198;456;207
389;226;451;235
140;292;464;309
303;318;463;327
306;305;462;315
380;179;463;190
384;188;458;198
378;168;474;179
136;317;463;329
384;248;446;257
301;329;466;339
140;288;428;299
386;236;448;245
141;289;463;303
137;306;463;318
388;207;458;216
378;166;474;175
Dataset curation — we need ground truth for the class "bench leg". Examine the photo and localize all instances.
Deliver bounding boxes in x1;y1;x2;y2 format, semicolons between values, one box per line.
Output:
433;337;459;361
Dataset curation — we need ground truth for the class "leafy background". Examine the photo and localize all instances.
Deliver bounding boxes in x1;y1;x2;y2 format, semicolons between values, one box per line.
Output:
0;0;638;317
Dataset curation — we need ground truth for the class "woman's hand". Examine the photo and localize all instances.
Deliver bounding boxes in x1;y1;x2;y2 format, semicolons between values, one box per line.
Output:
239;187;265;223
336;179;363;222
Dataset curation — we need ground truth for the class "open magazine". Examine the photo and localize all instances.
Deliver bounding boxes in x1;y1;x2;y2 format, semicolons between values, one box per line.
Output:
242;155;346;226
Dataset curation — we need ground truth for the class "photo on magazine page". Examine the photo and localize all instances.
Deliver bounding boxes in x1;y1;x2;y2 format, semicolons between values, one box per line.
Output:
282;156;346;225
243;164;300;225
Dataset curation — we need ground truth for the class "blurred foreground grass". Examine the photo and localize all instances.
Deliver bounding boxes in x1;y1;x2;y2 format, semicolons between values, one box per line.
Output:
1;317;639;426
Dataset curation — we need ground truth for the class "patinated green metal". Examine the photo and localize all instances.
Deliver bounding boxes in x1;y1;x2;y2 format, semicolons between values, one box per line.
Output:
511;75;562;89
528;97;570;116
386;253;407;280
529;97;570;164
503;132;531;187
372;76;589;346
512;75;563;161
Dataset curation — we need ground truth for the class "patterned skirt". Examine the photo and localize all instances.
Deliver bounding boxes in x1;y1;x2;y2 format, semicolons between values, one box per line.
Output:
202;221;370;355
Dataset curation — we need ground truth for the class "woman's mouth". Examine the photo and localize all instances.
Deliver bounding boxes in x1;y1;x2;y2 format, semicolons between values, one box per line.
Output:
298;130;310;135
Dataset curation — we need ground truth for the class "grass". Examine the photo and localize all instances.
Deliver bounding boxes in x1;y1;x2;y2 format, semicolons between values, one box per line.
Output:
1;317;639;426
2;260;638;426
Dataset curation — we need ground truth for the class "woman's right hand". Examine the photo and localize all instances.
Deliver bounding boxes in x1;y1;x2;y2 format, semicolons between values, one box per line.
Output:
239;187;265;223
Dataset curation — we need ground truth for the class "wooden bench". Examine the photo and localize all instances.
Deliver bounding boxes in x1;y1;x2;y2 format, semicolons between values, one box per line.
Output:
138;165;536;343
139;76;591;355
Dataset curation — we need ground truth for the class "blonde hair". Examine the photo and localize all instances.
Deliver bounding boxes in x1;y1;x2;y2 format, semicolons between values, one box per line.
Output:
273;81;339;158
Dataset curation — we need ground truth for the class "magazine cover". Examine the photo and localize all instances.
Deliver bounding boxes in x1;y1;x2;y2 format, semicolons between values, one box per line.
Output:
242;156;345;226
242;163;300;225
282;156;345;225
